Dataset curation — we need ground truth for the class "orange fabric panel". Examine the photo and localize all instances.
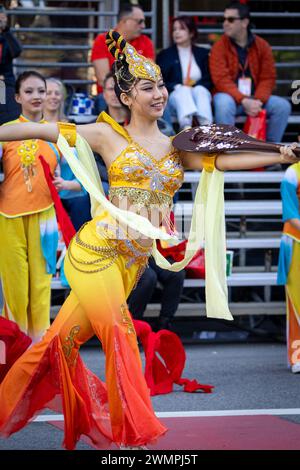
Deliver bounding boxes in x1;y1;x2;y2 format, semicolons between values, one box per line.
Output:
0;118;59;217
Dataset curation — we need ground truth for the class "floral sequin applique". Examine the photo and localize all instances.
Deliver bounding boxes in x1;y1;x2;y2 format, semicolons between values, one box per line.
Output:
17;139;39;192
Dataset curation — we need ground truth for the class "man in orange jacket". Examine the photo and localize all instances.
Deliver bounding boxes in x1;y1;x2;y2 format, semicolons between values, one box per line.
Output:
209;1;291;142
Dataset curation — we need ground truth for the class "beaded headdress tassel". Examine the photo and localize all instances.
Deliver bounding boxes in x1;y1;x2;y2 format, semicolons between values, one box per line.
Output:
105;30;161;92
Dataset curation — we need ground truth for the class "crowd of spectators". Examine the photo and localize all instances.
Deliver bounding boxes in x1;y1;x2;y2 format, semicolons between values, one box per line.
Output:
91;2;291;141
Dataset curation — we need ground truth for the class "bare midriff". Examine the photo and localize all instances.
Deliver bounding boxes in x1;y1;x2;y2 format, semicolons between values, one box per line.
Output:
110;194;171;248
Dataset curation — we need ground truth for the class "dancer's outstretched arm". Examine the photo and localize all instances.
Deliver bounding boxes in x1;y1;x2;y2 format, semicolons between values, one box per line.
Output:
180;145;298;170
216;146;297;170
0;121;106;153
0;121;59;143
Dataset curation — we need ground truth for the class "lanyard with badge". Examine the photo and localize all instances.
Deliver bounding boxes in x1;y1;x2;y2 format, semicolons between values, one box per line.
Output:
183;48;196;87
237;56;252;96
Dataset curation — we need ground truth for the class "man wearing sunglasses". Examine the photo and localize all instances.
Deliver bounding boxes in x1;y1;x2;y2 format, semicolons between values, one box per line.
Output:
209;1;291;142
91;3;155;114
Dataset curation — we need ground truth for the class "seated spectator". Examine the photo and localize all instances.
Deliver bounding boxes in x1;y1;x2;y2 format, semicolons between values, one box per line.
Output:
157;16;213;130
43;77;91;231
94;72;129;196
0;7;22;124
91;3;154;115
128;255;186;331
209;1;291;143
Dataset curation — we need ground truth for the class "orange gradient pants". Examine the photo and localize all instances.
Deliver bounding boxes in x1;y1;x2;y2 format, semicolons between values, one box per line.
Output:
0;214;166;449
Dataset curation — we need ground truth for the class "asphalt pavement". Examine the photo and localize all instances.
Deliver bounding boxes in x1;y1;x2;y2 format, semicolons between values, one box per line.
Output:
0;342;299;450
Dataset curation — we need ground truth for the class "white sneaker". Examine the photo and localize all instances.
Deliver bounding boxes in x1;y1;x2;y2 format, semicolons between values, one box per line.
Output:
291;362;300;374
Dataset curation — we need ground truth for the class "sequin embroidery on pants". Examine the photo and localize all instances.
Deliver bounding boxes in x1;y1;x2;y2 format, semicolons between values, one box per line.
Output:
120;303;135;334
62;325;81;366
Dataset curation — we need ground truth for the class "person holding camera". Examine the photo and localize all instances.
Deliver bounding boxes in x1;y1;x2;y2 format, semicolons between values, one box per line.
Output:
0;6;23;125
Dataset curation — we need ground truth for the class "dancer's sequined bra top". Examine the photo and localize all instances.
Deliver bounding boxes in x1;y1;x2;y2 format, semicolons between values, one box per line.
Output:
98;112;184;211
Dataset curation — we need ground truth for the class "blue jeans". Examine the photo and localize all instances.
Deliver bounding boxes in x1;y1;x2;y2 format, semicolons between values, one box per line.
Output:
162;102;175;129
213;93;291;142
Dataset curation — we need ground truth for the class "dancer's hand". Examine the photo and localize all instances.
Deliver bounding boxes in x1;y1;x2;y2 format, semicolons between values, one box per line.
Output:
279;143;299;163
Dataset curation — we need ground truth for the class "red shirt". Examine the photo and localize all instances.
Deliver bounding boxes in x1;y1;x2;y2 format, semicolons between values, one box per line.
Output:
91;33;155;93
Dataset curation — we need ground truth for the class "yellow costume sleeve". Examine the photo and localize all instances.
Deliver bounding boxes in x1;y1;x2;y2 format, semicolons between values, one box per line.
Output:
57;122;77;147
57;120;233;321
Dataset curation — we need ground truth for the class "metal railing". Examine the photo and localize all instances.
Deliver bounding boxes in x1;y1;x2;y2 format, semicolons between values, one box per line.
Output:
165;2;300;49
7;0;157;90
5;1;300;97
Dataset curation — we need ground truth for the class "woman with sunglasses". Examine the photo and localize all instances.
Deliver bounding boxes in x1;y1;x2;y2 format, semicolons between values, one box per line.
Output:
0;31;298;451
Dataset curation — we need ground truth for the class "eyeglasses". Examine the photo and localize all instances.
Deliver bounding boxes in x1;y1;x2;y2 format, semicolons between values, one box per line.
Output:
223;16;242;23
128;17;145;25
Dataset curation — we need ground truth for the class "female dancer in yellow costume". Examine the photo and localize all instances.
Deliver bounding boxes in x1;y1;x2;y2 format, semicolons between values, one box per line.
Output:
0;31;297;450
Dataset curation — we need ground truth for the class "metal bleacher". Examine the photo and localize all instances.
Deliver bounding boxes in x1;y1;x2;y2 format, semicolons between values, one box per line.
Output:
7;0;300;131
7;0;157;91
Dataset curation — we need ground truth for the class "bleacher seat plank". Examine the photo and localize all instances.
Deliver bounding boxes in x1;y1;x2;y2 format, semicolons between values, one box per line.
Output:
174;200;282;217
184;272;277;287
50;300;286;319
226;238;280;249
51;271;278;290
184;171;284;184
143;301;285;317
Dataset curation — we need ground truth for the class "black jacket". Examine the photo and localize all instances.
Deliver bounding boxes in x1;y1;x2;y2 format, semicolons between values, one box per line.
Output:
0;27;22;86
157;44;212;94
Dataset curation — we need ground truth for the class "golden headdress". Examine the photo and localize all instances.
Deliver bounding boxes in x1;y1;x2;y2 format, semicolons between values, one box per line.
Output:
105;30;161;91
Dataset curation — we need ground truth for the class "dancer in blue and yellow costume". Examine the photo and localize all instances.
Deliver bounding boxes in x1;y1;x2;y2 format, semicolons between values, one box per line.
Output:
0;31;297;449
278;162;300;373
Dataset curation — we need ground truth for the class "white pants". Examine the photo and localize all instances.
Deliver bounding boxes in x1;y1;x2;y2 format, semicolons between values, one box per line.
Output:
169;84;213;128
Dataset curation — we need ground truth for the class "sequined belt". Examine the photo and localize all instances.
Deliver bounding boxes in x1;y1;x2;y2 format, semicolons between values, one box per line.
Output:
68;222;152;284
109;186;172;211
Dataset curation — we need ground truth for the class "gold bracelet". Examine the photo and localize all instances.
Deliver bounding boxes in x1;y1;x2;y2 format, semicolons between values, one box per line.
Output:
58;122;77;147
202;155;216;173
